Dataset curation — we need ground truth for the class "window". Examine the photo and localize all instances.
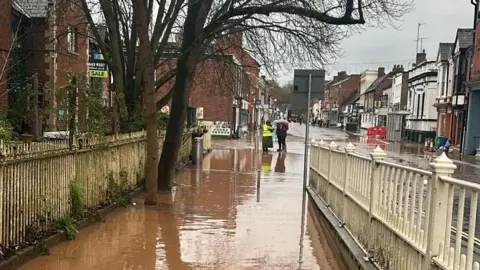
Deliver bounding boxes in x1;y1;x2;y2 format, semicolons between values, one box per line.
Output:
67;26;78;53
380;95;388;108
441;67;446;96
378;115;387;127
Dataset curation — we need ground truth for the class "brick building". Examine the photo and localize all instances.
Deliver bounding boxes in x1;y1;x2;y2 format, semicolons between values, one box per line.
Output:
362;66;405;128
320;72;360;126
156;33;260;137
2;0;88;132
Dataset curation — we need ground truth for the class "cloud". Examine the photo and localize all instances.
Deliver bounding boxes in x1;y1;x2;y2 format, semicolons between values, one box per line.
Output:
277;0;474;84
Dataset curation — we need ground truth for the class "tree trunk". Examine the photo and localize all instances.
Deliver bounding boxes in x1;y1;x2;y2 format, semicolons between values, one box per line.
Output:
132;0;158;204
157;0;214;190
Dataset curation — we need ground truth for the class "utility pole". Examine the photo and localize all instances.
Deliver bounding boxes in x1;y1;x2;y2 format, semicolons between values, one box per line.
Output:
415;22;426;53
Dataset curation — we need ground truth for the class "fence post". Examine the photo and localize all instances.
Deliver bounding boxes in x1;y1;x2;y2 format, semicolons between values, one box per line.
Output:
423;153;457;270
326;141;337;206
342;142;356;223
366;145;387;256
318;140;326;172
310;139;316;169
369;146;387;220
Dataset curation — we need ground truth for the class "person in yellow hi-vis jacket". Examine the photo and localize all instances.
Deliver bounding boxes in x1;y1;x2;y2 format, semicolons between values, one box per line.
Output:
262;120;274;152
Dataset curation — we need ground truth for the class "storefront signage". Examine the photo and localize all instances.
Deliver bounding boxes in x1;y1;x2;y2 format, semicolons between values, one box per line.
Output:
196;107;204;119
414;86;424;94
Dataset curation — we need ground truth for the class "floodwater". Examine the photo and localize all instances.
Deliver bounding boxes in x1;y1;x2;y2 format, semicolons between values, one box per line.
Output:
19;140;345;269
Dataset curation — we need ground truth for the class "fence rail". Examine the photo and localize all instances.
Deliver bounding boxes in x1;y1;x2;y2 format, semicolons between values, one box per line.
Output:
0;129;201;248
309;140;480;270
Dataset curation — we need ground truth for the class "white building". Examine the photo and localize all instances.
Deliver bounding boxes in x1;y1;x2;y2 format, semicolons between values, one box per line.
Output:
390;68;409;112
377;85;392;126
359;69;381;129
406;53;438;134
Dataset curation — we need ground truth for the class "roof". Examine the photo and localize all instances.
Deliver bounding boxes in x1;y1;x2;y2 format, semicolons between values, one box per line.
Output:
12;1;30;18
364;73;391;94
14;0;49;18
331;76;351;87
437;43;453;62
454;28;474;50
343;92;360;105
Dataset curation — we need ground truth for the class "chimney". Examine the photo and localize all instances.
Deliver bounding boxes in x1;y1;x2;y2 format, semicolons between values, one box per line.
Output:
378;67;385;77
229;30;243;48
337;71;347;78
392;64;404;73
416;51;427;65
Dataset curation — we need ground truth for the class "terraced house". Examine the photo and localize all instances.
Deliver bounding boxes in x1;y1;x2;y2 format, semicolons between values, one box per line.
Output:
0;0;88;132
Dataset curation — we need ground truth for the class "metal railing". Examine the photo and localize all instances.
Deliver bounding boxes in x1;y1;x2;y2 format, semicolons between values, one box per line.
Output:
309;140;480;270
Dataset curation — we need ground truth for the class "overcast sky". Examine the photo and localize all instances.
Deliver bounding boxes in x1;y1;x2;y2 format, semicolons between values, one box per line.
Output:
277;0;475;84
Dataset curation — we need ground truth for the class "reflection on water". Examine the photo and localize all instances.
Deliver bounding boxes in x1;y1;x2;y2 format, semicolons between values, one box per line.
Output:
19;148;345;269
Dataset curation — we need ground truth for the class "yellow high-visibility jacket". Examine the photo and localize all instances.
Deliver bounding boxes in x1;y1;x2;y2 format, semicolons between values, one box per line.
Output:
262;124;273;137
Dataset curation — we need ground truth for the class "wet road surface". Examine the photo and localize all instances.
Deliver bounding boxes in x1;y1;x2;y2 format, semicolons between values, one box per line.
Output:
19;140;345;269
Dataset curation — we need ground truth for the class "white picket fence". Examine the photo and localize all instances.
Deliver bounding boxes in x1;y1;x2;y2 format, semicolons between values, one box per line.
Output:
309;140;480;270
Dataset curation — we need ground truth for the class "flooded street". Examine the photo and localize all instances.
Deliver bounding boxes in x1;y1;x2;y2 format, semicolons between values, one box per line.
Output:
19;139;345;269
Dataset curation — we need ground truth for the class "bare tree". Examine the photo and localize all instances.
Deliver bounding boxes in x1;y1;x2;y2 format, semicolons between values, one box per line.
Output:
79;0;185;132
132;0;159;204
157;0;413;189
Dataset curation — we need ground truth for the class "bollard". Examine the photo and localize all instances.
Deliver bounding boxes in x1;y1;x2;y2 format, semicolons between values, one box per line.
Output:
256;170;261;202
192;137;204;165
257;170;261;188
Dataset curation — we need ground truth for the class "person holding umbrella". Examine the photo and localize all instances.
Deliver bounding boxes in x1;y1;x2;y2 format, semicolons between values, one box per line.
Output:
273;119;289;152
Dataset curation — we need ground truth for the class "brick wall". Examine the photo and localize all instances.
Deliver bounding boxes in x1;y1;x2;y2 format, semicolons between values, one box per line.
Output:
330;75;360;111
156;58;235;122
55;0;88;86
471;20;480;81
0;0;12;113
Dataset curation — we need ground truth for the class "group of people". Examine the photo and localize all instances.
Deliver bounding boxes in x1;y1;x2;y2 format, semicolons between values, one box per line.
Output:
262;120;289;152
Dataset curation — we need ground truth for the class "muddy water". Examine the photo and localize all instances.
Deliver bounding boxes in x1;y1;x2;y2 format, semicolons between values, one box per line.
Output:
19;145;345;269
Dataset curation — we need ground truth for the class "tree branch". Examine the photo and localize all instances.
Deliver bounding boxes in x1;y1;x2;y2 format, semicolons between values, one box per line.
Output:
156;86;174;111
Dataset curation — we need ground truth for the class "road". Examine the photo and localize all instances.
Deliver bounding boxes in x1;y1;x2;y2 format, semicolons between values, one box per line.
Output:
19;138;345;270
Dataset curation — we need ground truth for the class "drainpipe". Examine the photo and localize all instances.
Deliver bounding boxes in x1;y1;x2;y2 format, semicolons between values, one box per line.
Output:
461;0;478;154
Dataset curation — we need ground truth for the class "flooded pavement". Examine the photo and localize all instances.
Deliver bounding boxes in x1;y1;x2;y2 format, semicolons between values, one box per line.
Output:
288;123;480;181
19;140;345;269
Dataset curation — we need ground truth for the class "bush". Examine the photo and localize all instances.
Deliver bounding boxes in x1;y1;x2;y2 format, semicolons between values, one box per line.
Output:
157;112;169;131
0;115;13;141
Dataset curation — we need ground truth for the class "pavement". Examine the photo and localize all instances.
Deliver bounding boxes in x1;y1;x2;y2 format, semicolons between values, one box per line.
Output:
288;123;480;181
19;138;346;270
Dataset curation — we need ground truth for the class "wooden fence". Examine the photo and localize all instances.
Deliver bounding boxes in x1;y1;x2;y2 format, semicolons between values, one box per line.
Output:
0;130;195;247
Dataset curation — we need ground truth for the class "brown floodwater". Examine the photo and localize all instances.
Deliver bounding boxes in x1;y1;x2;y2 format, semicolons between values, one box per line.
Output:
19;143;345;270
